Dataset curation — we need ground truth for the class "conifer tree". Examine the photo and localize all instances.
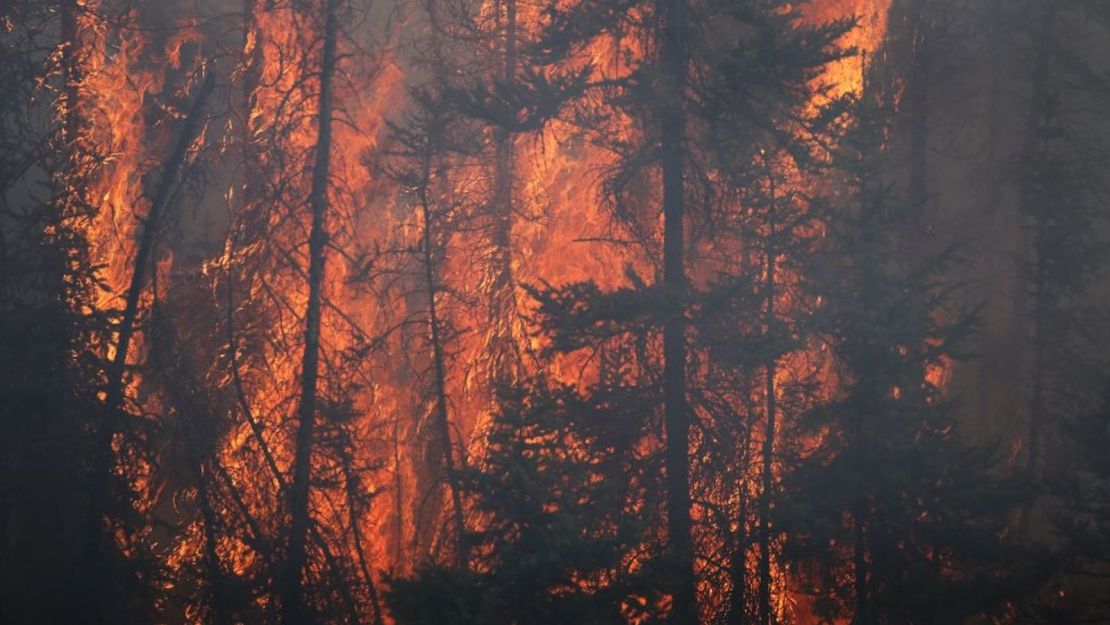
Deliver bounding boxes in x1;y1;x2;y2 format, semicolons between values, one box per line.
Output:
0;5;103;623
1007;0;1109;536
518;3;852;621
1;2;161;622
782;87;1031;625
278;0;340;622
388;381;657;625
379;85;481;565
1048;382;1110;623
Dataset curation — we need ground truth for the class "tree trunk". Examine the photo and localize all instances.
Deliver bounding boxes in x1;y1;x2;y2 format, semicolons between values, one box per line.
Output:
392;412;406;564
343;462;386;625
83;68;215;595
488;0;520;383
974;0;1011;433
418;142;467;567
191;445;231;625
278;0;338;622
852;501;871;625
1017;2;1057;539
658;0;695;622
757;163;779;625
905;0;931;263
227;251;361;625
725;489;749;625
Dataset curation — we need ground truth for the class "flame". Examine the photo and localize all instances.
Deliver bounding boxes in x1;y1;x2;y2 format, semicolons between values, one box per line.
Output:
804;0;892;99
81;7;157;313
57;0;907;622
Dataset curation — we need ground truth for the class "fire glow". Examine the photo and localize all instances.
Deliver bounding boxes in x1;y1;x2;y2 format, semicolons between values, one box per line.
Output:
61;0;919;622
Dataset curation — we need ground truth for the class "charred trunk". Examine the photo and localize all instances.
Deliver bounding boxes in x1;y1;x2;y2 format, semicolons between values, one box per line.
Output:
757;164;779;625
852;501;871;625
418;142;466;567
278;0;338;621
658;0;694;622
1017;2;1057;539
82;69;215;605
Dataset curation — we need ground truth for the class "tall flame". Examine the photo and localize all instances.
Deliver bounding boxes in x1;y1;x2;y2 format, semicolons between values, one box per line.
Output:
60;0;894;622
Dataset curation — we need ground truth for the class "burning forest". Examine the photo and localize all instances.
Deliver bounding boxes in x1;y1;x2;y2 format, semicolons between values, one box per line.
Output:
1;0;1109;624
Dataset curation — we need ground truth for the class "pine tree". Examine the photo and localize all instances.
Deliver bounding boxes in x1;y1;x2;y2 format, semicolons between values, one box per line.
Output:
782;87;1033;625
1048;381;1110;623
278;0;340;622
1007;0;1109;539
0;2;163;623
515;3;853;621
0;5;99;621
388;381;657;625
379;85;482;565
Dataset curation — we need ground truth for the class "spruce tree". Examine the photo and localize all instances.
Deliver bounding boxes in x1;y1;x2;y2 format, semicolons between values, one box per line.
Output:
781;87;1033;625
388;381;657;625
379;85;481;565
517;3;852;621
1007;0;1109;537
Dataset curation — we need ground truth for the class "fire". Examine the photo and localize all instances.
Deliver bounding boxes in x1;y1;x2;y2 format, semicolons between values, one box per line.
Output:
56;0;903;622
805;0;892;98
79;6;156;314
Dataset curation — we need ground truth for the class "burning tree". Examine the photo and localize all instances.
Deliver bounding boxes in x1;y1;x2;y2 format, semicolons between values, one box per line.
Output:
2;1;1109;625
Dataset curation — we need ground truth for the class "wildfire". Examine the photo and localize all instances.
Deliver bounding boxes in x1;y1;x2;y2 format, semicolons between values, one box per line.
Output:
805;0;892;99
63;0;898;622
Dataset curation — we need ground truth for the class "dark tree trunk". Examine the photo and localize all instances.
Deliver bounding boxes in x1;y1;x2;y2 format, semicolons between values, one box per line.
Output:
905;0;931;260
658;0;695;622
418;142;466;567
392;413;406;564
150;305;234;625
190;444;231;625
1017;2;1057;539
227;252;360;625
343;462;386;625
852;502;871;625
725;493;749;625
83;69;215;609
279;1;338;622
975;0;1012;432
757;164;779;625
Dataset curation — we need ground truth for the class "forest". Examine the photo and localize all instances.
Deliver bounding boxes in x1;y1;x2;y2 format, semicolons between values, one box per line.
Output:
1;0;1109;624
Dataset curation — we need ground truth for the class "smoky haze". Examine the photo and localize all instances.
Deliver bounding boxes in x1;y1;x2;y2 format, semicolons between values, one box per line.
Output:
1;1;1108;624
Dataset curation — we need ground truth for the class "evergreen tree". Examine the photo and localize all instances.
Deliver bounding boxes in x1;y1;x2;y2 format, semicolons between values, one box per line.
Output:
781;88;1033;625
1;3;157;622
515;3;852;621
278;0;341;621
378;84;481;565
1007;0;1109;537
1047;381;1110;623
388;381;658;625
